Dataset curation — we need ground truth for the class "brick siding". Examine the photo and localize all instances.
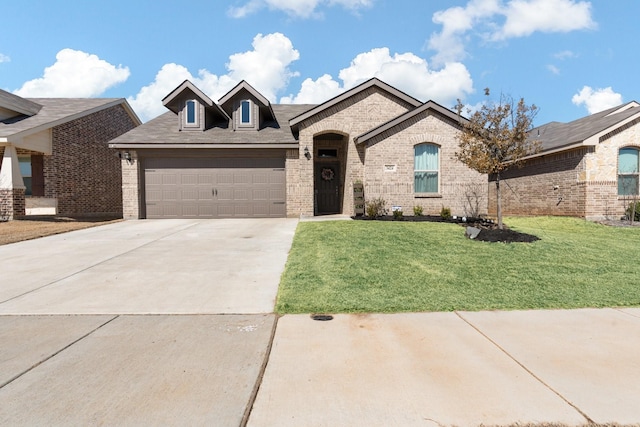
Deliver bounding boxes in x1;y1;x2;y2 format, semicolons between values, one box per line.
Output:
488;119;640;220
288;91;488;217
45;104;137;216
364;111;487;217
289;88;419;216
0;188;25;220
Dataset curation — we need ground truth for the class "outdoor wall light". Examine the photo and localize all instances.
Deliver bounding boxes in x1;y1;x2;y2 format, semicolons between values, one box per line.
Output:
119;151;134;164
304;146;311;160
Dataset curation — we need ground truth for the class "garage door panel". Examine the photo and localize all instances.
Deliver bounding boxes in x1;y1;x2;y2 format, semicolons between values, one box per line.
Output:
253;189;268;201
217;188;234;201
181;174;198;185
198;174;214;185
144;157;285;219
234;189;250;201
270;173;285;184
162;189;179;201
198;189;213;200
162;174;178;185
217;173;234;185
182;189;198;201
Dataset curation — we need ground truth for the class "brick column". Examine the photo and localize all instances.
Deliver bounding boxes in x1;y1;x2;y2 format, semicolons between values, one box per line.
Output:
0;188;26;220
1;145;27;220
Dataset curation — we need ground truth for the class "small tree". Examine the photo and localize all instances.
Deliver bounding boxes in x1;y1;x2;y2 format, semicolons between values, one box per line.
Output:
455;94;541;229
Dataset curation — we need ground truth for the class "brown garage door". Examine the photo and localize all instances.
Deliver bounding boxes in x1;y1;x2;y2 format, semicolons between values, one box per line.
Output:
144;157;286;218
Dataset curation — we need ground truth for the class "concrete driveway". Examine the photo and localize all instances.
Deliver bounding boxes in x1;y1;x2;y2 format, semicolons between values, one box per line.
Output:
0;218;298;314
0;219;296;425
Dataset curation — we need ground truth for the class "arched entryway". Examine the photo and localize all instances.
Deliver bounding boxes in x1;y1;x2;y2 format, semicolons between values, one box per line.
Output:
313;132;347;215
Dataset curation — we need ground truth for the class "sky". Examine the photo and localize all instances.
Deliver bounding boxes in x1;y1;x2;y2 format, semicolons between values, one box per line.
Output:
1;0;637;125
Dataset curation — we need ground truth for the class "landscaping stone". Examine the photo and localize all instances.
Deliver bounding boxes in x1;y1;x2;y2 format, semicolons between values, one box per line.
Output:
465;226;481;239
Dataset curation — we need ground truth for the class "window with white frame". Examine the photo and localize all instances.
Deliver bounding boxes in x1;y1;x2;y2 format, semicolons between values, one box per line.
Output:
240;100;252;125
185;99;197;126
618;147;640;195
414;144;439;194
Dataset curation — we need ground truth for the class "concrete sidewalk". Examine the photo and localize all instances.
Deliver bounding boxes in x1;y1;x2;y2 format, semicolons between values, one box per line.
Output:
249;308;640;426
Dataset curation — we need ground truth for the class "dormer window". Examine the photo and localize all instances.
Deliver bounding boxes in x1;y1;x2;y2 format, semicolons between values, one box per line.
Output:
240;100;252;126
185;99;198;126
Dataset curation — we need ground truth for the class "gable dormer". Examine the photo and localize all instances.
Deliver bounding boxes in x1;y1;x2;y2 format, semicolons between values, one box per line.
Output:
162;80;229;131
0;89;42;121
218;81;276;131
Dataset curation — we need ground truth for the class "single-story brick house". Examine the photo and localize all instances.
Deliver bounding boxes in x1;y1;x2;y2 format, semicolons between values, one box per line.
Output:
109;78;488;219
490;101;640;220
0;89;140;220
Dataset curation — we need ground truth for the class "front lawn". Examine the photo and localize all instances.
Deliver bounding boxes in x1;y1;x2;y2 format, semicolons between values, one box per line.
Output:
275;216;640;313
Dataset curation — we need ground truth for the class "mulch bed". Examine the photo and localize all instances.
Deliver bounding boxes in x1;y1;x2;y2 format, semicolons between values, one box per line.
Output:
352;215;540;243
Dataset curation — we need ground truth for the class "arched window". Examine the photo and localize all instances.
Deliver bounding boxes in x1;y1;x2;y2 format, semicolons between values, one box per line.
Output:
185;100;197;125
618;147;639;195
240;100;252;124
414;144;439;194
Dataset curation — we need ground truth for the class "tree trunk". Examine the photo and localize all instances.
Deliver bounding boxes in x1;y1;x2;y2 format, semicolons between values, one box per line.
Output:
496;172;503;230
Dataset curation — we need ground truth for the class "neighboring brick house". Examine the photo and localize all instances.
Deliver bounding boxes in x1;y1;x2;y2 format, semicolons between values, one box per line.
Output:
0;89;140;220
109;78;487;219
489;102;640;220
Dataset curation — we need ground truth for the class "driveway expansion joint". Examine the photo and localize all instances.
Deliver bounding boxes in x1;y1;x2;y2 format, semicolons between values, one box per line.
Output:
0;315;119;390
241;314;279;427
454;311;595;424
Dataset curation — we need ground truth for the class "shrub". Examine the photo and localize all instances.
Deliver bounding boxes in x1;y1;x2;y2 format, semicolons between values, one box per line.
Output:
366;197;387;218
393;209;403;220
440;206;452;220
625;201;640;222
413;205;423;216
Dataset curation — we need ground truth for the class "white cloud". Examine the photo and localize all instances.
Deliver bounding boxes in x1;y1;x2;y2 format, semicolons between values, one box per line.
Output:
497;0;596;40
553;50;578;60
571;86;623;114
228;0;373;18
546;64;560;75
280;74;342;103
428;0;501;66
129;33;300;121
281;47;474;107
428;0;595;66
14;49;129;97
0;53;10;63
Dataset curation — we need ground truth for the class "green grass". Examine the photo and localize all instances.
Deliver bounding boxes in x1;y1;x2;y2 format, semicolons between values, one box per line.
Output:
275;216;640;314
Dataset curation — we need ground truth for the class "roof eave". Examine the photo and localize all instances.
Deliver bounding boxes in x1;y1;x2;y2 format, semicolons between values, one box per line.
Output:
162;80;215;113
109;143;299;149
4;98;136;140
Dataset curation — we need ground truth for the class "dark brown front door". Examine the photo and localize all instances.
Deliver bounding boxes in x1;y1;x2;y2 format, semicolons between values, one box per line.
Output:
315;162;341;215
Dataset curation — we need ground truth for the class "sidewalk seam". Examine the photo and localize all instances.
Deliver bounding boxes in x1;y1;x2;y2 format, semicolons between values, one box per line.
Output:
0;315;120;390
454;311;595;424
0;222;202;306
240;314;280;427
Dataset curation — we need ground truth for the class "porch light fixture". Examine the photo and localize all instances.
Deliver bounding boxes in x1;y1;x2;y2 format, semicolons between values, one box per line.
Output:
304;146;311;160
120;151;133;164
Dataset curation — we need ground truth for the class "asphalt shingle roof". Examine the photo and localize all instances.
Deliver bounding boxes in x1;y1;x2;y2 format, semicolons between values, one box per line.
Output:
0;89;43;116
110;104;316;145
0;98;126;138
530;102;640;152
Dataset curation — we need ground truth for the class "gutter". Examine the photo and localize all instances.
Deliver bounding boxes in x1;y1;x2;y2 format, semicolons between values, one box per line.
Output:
108;143;299;149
